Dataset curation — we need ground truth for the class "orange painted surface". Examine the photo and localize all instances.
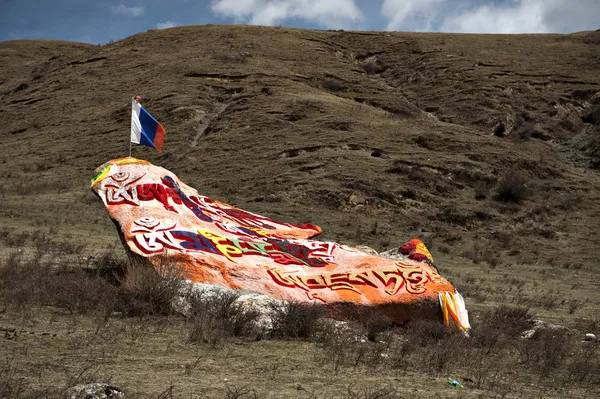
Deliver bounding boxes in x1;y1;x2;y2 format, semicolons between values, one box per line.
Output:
91;158;457;319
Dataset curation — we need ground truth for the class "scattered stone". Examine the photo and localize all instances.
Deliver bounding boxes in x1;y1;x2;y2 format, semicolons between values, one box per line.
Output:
521;319;571;339
583;333;597;341
64;383;124;399
172;281;285;335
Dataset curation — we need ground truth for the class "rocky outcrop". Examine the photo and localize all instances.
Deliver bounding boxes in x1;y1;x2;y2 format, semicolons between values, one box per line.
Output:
521;319;571;339
64;383;124;399
91;158;469;328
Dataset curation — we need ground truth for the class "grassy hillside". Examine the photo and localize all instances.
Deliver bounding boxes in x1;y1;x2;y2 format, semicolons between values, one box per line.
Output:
0;25;599;398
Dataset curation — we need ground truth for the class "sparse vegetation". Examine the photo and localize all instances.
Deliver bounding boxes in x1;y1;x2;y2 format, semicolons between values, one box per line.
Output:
495;170;530;202
270;301;325;339
582;103;600;125
0;235;599;397
214;53;253;63
359;61;385;75
322;78;347;92
186;290;261;345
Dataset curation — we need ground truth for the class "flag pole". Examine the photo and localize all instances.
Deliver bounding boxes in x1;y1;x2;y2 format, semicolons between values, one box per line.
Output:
129;96;133;158
129;95;140;158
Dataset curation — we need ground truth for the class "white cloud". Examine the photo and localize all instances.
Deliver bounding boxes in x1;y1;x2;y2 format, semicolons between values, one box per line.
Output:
156;21;178;29
440;0;549;33
380;0;600;34
211;0;364;29
381;0;445;32
110;4;145;18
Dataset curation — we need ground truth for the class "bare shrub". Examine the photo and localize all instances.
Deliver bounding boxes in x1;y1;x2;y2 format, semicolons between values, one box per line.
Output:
0;251;45;308
516;121;537;140
270;301;324;339
386;320;465;373
0;251;116;314
480;305;535;338
462;245;498;267
495;170;530;202
114;259;185;317
360;309;391;342
224;384;261;399
4;231;29;248
0;366;30;399
0;365;62;398
523;294;560;310
46;265;117;314
322;78;347;92
315;321;384;372
474;181;489;200
285;99;320;121
359;62;384;75
582;103;600;125
564;344;600;385
187;290;261;346
517;329;572;377
568;299;583;314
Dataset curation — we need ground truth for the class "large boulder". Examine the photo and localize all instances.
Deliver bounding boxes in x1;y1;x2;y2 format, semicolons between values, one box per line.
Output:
91;158;470;328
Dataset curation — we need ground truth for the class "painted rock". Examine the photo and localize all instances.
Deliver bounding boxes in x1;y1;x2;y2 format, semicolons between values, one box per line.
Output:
91;158;470;329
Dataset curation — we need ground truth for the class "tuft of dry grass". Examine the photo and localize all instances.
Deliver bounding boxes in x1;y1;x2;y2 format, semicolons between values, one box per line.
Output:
269;301;325;339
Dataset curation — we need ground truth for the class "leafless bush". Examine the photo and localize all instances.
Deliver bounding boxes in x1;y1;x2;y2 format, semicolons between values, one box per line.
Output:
474;181;489;200
568;299;583;314
270;301;324;339
516;328;572;377
522;294;560;310
0;365;62;399
359;61;385;75
4;231;29;248
285;99;320;121
582;103;600;125
46;265;117;314
480;305;535;338
495;170;530;202
516;121;538;140
314;320;385;372
224;385;261;399
0;251;116;314
563;343;600;385
115;259;185;317
187;290;261;346
322;78;347;92
462;245;498;267
388;320;464;373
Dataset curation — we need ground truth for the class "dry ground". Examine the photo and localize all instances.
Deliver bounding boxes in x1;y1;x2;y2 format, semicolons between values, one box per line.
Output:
0;25;599;397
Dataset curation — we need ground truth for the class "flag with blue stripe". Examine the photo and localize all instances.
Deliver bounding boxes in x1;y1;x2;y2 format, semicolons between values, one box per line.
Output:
131;100;166;153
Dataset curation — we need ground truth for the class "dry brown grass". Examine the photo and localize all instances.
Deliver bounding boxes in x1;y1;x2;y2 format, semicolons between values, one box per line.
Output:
0;247;599;398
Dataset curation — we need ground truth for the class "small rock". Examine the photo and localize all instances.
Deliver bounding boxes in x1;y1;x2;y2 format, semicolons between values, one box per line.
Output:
521;319;570;339
64;383;124;399
583;333;597;341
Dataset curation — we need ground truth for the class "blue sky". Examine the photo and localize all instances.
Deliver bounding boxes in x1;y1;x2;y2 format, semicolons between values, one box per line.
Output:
1;0;598;45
